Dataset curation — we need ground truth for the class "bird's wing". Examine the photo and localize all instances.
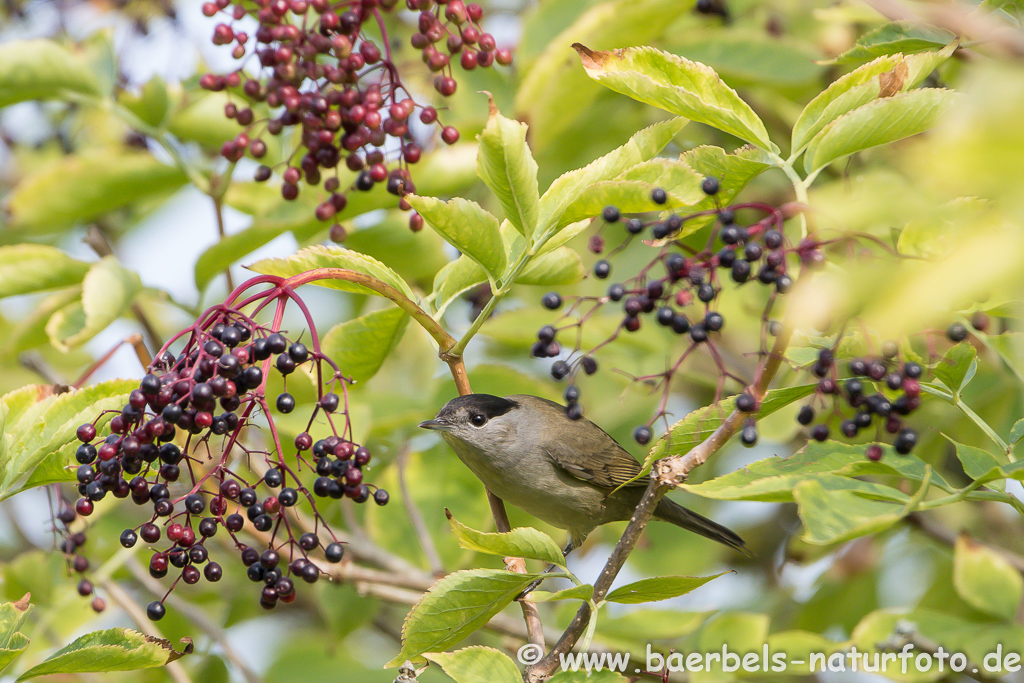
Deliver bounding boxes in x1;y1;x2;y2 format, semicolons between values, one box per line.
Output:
541;435;646;490
506;394;649;490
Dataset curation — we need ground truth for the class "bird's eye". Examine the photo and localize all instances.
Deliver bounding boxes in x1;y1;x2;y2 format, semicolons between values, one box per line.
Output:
470;414;486;427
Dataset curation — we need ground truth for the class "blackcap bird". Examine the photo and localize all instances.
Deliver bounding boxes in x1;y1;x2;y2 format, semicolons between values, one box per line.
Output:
420;393;745;555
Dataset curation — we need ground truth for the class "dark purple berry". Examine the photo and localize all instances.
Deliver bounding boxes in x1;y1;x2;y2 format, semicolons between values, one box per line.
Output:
76;424;96;443
740;424;757;446
947;324;968;342
325;542;345;563
633;425;652;445
894;428;918;454
542;292;562;310
147;601;166;621
551;361;570;380
120;529;138;548
731;260;751;283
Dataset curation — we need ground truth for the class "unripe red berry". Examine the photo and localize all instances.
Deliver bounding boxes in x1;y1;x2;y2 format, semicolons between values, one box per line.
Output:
441;126;459;144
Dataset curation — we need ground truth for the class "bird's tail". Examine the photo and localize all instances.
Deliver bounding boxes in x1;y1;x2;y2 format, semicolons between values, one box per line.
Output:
654;497;749;555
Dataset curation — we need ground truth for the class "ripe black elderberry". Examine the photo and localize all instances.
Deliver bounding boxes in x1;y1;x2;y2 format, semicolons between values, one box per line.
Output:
633;425;653;445
947;324;968;342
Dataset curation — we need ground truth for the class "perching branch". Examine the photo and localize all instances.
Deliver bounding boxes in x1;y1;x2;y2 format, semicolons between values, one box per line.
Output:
525;321;796;681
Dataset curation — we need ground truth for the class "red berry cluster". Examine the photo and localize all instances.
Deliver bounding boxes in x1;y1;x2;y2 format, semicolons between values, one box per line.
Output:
536;178;818;445
199;0;510;232
64;285;388;620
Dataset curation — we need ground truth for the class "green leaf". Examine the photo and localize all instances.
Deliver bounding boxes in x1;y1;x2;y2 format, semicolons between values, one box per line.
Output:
803;88;960;174
0;594;32;675
431;256;487;316
676;145;772;230
946;437;1004;482
528;584;595;603
605;573;727;604
0;246;91;298
552;157;705;231
667;33;825;88
0;39;102;107
406;196;506;280
514;0;693;153
694;612;769;679
829;22;957;64
549;671;628;683
44;258;142;351
5;150;187;234
650;384;816;461
953;534;1023;621
340;213;450;289
424;647;521;683
319;307;409;385
516;247;585;286
683;441;953;501
574;44;774;150
538;117;688;234
248;245;415;300
167;92;251;151
118;75;170;127
477;101;540;239
792;55;904;153
1011;419;1024;445
793;479;905;545
972;459;1024;486
598;610;711;642
3;288;82;355
16;628;192;680
385;569;540;667
932;342;977;394
0;379;137;497
804;48;960;159
447;512;567;568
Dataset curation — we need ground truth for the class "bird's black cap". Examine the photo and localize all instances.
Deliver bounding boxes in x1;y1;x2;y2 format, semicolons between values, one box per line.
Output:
437;394;519;420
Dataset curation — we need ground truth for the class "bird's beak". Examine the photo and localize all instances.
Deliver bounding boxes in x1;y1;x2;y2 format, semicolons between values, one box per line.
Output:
419;418;450;432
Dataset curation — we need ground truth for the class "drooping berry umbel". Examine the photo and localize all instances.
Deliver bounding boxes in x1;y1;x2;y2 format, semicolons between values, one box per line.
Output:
64;274;391;619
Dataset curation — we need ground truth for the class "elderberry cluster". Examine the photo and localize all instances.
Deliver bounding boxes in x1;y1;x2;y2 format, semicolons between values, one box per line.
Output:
66;304;388;620
199;0;510;233
535;178;814;443
793;349;924;460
